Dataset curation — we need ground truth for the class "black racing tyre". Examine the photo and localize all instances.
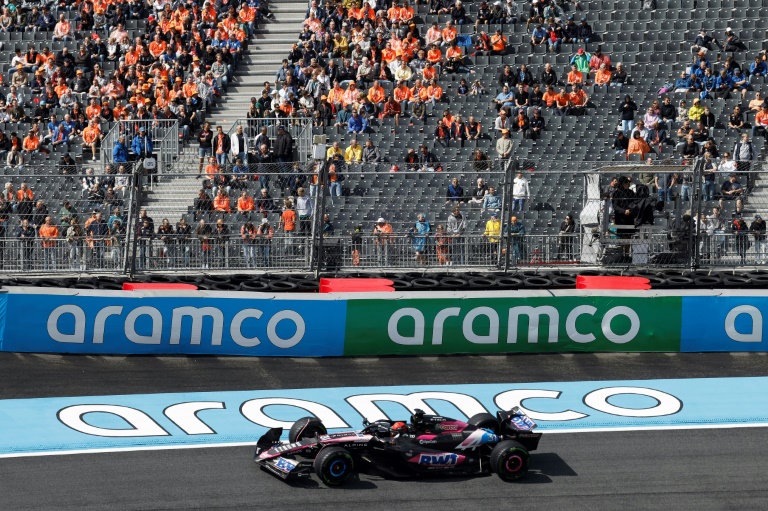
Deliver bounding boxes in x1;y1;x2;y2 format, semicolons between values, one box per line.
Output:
203;275;229;285
749;276;768;287
722;275;752;286
550;275;577;288
468;277;496;289
210;282;239;291
664;276;694;287
693;276;722;287
241;280;270;292
490;440;530;481
390;278;413;290
645;275;667;287
411;278;440;290
289;417;328;443
313;446;355;486
98;281;125;290
37;279;66;288
439;277;469;290
297;279;319;291
147;275;174;283
268;280;298;292
467;413;499;434
495;277;523;289
523;276;551;287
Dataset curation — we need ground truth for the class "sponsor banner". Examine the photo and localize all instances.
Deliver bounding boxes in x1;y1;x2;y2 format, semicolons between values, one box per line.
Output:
0;291;346;356
344;296;682;356
1;377;767;457
681;296;768;352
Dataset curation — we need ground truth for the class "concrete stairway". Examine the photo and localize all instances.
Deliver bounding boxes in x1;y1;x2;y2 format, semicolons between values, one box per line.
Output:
204;1;306;128
155;2;306;221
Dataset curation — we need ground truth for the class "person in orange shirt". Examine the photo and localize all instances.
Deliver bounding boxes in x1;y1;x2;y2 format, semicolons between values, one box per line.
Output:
182;76;198;99
85;99;101;121
367;80;387;109
213;189;231;213
427;44;442;68
16;183;33;203
627;131;651;160
490;29;507;55
444;42;465;73
411;79;427;101
441;21;457;46
568;84;588;115
422;62;438;81
594;64;612;87
327;80;345;111
237;191;255;216
39;216;60;270
148;34;167;59
388;1;402;23
381;43;397;67
54;77;69;98
555;88;571;116
53;14;73;41
400;1;415;22
83;120;102;161
542;85;558;108
426;79;443;109
221;12;238;33
22;129;41;154
124;45;139;66
238;3;256;36
393;80;413;112
342;82;358;107
442;109;455;127
567;64;584;86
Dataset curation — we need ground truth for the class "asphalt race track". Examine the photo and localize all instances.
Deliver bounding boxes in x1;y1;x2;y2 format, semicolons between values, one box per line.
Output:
2;352;767;511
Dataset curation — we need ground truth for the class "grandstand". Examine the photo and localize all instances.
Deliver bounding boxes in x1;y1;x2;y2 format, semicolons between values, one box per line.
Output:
0;0;766;273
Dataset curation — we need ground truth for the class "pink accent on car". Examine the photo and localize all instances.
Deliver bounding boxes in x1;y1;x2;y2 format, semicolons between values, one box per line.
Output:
415;434;438;441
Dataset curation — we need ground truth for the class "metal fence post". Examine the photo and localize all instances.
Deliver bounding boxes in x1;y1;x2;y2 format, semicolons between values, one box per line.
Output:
691;157;703;270
500;157;513;270
127;166;142;278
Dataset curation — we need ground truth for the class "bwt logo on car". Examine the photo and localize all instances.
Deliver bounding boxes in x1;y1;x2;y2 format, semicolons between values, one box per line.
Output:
44;304;307;348
417;453;461;466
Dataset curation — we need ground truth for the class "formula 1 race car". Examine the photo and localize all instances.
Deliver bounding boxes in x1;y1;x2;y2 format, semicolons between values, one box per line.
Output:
253;407;541;486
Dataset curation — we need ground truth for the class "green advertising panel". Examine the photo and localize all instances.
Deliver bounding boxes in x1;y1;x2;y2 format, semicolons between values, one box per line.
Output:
344;296;682;356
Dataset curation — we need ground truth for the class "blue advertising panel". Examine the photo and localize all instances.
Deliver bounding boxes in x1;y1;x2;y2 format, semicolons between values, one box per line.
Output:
0;292;346;356
681;296;768;352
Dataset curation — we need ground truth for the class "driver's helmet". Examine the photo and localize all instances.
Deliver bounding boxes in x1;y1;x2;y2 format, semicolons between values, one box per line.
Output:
391;421;408;434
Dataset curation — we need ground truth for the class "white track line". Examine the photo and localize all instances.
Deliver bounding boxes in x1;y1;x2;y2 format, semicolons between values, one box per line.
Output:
3;422;768;459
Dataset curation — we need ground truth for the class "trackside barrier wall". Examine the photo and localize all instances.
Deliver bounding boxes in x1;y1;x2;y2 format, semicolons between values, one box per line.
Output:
2;288;768;355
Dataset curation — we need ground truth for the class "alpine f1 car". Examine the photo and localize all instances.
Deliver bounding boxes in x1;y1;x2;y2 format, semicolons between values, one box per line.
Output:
253;407;541;486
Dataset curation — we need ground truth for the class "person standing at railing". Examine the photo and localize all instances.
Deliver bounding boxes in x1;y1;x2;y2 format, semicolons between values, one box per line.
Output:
351;224;363;267
280;199;297;257
373;217;393;266
751;215;766;265
732;217;750;265
66;218;86;271
241;221;258;269
505;216;526;264
195;218;213;269
17;218;36;270
558;215;576;262
137;218;154;270
256;218;274;268
512;172;531;213
295;187;313;239
87;211;109;269
230;125;249;164
39;216;59;271
174;218;191;268
483;212;501;261
213;219;230;268
409;214;431;266
157;219;175;268
447;207;467;265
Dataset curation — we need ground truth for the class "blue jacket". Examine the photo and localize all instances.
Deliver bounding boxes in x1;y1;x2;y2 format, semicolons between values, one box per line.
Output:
751;61;767;75
347;114;368;133
715;75;733;89
700;75;716;91
112;141;128;162
675;77;692;89
131;134;154;156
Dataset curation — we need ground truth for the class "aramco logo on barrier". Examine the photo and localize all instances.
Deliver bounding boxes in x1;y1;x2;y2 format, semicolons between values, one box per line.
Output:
45;304;306;348
344;297;683;355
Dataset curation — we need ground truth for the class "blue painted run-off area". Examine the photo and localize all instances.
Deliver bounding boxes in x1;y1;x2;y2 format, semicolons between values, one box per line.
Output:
1;377;767;457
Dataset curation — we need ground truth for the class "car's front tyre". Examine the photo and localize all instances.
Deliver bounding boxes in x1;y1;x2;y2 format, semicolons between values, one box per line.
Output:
313;446;355;486
289;417;327;442
490;440;530;481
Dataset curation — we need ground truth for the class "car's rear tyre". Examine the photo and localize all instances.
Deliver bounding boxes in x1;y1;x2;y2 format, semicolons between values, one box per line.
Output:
467;413;499;434
288;417;327;443
490;440;530;481
313;446;355;486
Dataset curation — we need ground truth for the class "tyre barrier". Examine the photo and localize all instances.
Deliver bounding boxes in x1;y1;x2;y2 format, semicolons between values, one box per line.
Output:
3;270;768;292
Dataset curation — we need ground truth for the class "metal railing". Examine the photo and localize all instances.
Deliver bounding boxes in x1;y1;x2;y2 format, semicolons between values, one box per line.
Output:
228;118;314;163
0;155;764;274
101;119;179;172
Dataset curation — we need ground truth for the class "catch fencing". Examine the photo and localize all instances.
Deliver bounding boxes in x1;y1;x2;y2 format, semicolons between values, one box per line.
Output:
0;155;763;275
